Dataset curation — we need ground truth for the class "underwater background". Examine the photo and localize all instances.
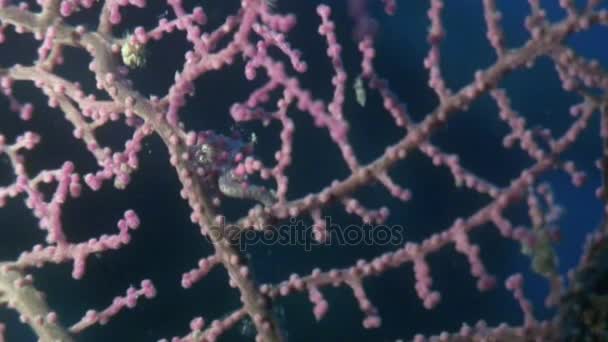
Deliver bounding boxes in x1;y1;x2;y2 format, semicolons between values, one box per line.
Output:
0;0;606;341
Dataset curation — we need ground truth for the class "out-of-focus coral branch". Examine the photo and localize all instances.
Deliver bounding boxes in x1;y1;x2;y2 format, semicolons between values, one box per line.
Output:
0;263;74;342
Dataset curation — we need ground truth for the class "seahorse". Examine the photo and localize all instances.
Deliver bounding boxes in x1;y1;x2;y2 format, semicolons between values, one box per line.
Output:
185;130;276;207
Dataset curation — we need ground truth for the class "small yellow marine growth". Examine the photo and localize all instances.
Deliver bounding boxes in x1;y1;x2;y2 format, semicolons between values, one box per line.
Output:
521;228;558;277
354;75;366;107
121;35;146;69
